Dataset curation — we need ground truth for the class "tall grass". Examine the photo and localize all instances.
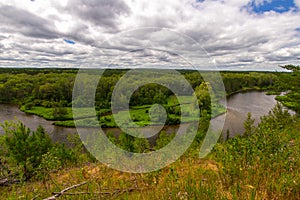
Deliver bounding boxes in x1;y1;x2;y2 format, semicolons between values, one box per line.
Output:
1;104;299;199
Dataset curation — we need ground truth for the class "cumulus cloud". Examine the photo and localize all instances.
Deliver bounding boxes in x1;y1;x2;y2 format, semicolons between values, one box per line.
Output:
294;0;300;8
0;0;299;70
0;5;60;39
65;0;130;31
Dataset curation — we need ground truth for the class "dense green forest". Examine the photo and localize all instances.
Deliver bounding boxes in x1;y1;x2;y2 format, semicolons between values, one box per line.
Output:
0;66;299;199
0;68;277;107
0;68;278;127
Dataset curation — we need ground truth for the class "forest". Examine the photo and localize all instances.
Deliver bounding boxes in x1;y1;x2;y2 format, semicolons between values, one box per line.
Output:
0;66;299;199
0;68;278;127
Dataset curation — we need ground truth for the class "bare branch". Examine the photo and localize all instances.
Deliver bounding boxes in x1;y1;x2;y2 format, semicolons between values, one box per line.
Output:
43;181;88;200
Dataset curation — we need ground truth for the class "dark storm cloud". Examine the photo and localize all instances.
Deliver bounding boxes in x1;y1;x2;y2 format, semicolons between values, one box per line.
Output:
0;5;60;39
66;0;130;31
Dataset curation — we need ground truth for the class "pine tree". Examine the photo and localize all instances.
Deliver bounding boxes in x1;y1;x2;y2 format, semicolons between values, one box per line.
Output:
243;112;255;137
1;121;52;179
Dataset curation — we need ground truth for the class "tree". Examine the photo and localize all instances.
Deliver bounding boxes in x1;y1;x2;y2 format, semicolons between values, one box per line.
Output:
1;121;52;180
193;82;211;113
243;112;255;137
149;104;167;124
155;131;175;150
276;65;300;115
52;102;68;119
118;132;135;152
133;134;150;153
259;103;293;130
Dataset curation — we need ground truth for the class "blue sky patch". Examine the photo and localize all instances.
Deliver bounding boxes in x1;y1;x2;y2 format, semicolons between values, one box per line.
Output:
249;0;297;14
63;39;75;45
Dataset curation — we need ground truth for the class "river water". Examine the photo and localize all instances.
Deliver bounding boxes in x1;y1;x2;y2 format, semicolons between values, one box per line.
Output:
212;91;278;138
0;104;182;143
0;91;281;143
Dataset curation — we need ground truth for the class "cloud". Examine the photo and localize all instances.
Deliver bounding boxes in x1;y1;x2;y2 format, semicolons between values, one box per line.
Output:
0;0;300;70
65;0;130;31
0;5;60;39
294;0;300;8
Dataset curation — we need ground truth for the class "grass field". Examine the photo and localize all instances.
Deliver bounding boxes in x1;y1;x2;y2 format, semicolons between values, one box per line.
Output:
23;96;227;128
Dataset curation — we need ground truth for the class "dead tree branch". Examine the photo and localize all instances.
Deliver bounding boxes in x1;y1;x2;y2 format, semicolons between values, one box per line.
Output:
43;181;88;200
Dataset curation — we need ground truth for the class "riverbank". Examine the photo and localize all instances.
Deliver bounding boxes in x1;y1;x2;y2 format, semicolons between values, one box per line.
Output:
18;96;226;128
1;112;299;200
226;86;265;97
1;90;282;143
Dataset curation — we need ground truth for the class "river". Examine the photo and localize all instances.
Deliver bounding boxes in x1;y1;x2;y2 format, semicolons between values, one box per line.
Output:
0;91;282;143
211;91;279;139
0;104;182;143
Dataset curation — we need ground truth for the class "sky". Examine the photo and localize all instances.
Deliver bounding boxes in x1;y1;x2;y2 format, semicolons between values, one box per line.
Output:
0;0;300;71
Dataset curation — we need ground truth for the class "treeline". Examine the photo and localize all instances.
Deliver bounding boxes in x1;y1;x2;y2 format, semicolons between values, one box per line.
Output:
221;71;277;94
275;65;300;115
0;69;276;110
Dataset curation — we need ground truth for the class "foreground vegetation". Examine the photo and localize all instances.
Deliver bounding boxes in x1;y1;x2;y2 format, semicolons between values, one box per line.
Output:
0;103;299;199
0;66;299;199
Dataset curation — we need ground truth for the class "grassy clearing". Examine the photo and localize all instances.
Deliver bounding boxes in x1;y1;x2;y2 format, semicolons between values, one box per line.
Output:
42;96;226;128
20;106;71;120
21;106;110;121
266;91;281;95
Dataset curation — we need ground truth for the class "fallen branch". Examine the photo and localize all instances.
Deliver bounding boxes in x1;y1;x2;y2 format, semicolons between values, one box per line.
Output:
0;177;20;186
50;187;146;198
43;181;88;200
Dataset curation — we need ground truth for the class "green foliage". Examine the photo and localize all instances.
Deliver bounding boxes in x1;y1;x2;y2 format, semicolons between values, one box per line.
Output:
107;131;118;145
49;143;78;165
149;104;166;124
0;69;278;129
221;72;276;95
243;112;255;137
276;65;300;115
194;112;210;143
34;151;61;181
52;102;68;119
20;106;72;120
133;135;150;153
1;121;52;179
117;132;135;152
0;121;83;181
259;103;293;130
155;131;175;150
213;104;299;199
194;82;211;112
